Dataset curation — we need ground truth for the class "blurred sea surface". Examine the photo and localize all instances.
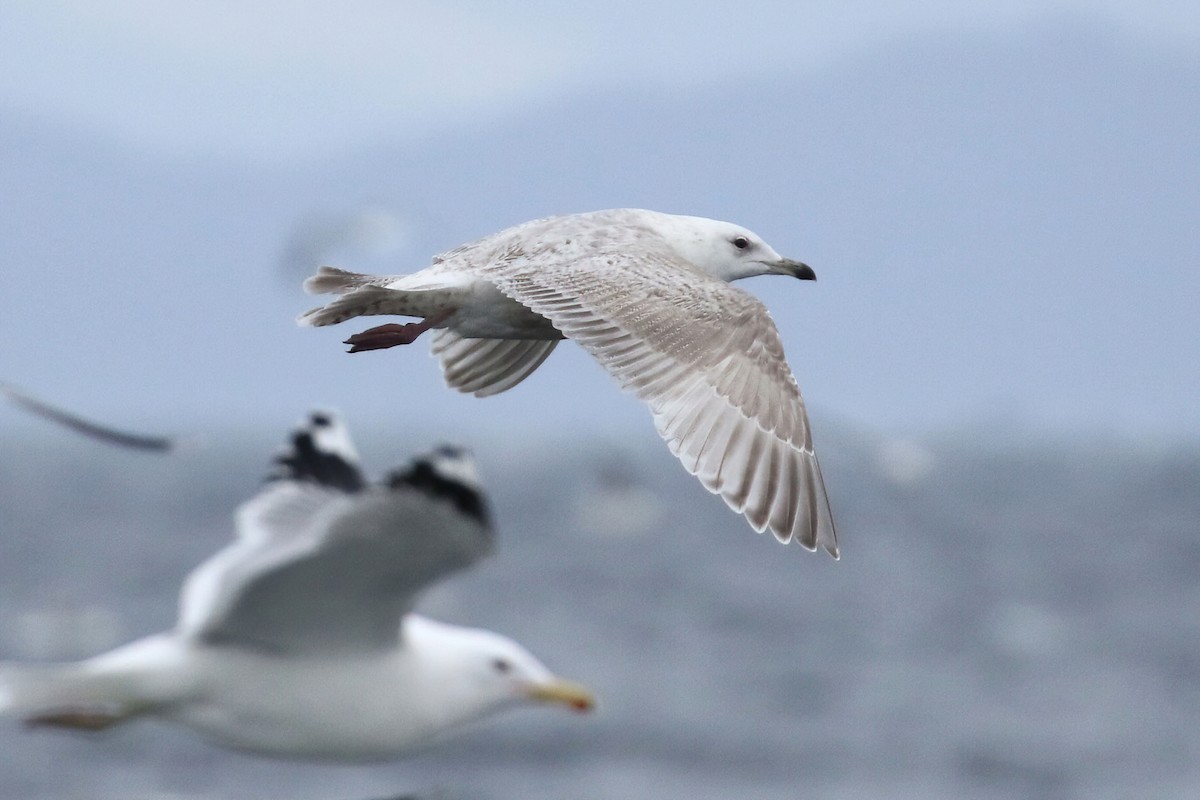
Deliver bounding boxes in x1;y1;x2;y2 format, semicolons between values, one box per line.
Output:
1;421;1197;799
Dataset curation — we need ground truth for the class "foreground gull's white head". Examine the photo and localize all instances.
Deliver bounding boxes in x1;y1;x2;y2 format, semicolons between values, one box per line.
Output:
410;618;594;719
299;209;839;557
0;411;593;761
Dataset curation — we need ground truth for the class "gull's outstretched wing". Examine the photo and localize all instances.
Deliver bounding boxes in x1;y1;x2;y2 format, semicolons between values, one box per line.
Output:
1;382;180;452
429;330;559;397
484;251;838;556
178;412;492;654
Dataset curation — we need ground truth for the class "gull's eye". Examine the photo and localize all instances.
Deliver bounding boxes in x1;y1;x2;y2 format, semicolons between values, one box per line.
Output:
491;658;512;674
732;236;751;250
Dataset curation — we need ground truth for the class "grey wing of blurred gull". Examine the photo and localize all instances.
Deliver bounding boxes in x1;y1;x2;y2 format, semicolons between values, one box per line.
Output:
180;412;495;653
1;382;182;452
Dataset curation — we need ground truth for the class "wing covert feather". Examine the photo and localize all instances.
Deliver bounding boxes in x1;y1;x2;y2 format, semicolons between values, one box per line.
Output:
485;252;838;555
179;481;492;654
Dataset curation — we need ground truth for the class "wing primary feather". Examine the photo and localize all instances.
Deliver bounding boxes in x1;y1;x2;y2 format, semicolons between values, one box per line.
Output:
386;450;490;526
796;457;821;551
269;412;365;492
182;416;495;654
767;449;798;544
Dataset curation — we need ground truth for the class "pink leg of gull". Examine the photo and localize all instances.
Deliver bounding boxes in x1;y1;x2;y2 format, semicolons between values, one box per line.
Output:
344;309;455;353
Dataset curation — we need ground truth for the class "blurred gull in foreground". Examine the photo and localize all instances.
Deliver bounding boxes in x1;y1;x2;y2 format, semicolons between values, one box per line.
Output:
0;411;593;760
300;209;839;556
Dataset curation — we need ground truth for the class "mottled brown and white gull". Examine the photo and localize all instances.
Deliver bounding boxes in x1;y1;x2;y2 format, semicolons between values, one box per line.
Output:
300;209;839;557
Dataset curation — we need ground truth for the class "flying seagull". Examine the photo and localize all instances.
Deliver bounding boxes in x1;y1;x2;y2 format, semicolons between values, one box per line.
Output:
299;209;838;557
0;411;593;761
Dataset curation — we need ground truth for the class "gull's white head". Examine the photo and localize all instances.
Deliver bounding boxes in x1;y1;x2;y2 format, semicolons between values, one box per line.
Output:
645;211;817;284
407;617;594;728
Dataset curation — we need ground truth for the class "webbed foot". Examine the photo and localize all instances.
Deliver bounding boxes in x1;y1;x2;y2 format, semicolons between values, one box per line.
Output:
344;310;454;353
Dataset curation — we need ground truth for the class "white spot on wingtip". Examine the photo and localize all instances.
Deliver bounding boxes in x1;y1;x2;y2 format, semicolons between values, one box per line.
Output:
305;409;361;465
427;446;482;490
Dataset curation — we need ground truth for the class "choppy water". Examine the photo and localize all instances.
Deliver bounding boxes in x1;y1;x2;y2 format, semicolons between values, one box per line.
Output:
1;424;1198;799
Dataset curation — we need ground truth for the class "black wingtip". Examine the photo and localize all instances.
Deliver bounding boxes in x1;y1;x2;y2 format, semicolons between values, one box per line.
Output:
386;446;489;525
268;411;365;492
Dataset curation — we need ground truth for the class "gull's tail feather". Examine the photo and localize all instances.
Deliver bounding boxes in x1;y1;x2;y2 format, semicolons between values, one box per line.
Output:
298;267;395;328
303;265;377;295
0;662;129;726
1;637;182;730
297;286;407;327
299;267;472;328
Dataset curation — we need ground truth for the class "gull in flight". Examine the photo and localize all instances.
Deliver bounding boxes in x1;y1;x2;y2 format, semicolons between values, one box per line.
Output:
0;411;593;760
300;209;838;556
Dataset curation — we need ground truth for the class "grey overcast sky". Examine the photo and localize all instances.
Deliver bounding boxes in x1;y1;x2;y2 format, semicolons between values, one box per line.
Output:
3;2;1196;159
1;2;1197;443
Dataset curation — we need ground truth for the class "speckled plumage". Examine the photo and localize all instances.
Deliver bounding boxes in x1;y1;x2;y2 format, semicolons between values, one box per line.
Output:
300;209;838;556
